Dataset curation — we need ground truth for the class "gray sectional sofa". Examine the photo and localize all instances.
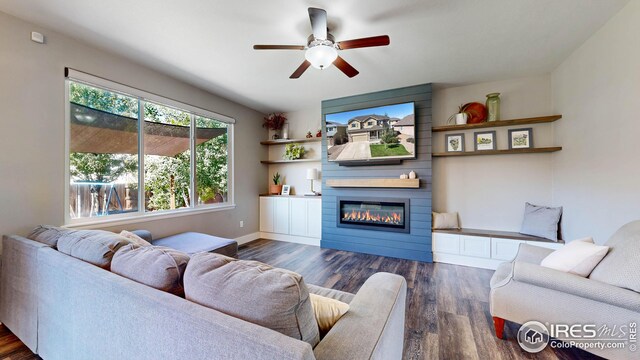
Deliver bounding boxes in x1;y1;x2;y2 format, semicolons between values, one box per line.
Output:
0;234;407;360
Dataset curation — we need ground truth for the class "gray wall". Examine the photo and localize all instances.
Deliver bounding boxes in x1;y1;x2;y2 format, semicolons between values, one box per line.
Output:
0;11;266;248
321;84;432;262
551;0;640;243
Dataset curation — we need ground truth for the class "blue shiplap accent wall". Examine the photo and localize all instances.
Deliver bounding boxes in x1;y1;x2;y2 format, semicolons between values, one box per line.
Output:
321;84;432;262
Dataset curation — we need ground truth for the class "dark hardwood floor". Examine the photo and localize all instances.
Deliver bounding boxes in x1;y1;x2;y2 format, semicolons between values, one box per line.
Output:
0;239;600;359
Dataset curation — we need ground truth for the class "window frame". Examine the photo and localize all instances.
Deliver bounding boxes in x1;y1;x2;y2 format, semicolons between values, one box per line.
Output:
64;68;235;227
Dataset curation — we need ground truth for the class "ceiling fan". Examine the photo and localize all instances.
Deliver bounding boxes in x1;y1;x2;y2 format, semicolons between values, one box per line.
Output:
253;7;390;79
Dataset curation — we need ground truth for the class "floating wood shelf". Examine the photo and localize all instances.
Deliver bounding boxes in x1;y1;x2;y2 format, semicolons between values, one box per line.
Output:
432;115;562;133
433;228;564;243
260;158;320;164
433;147;562;157
260;138;321;145
326;178;420;188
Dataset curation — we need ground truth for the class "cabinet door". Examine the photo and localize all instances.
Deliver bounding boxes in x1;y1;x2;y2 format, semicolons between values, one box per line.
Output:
289;198;308;236
432;233;460;254
259;197;274;233
460;236;491;258
274;197;290;234
307;199;322;238
491;238;525;261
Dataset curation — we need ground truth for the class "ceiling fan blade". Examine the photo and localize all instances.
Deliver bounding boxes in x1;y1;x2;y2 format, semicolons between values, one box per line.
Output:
290;60;312;79
333;56;359;78
253;45;305;50
337;35;390;50
308;7;328;40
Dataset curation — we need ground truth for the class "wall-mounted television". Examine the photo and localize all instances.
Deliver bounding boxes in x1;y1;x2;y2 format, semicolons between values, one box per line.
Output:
325;102;416;163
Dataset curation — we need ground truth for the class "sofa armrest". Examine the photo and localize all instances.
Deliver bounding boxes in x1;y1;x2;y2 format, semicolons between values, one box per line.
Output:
313;272;407;360
513;243;554;264
511;261;640;313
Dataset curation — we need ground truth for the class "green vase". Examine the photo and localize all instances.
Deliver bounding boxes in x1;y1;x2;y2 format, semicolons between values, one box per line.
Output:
486;92;501;121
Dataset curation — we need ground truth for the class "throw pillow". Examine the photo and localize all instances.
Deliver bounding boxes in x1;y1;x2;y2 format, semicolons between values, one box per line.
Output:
119;230;152;247
520;202;563;241
589;220;640;292
309;293;349;335
28;225;71;247
540;237;609;277
56;229;132;269
111;244;189;296
432;212;460;230
183;252;320;347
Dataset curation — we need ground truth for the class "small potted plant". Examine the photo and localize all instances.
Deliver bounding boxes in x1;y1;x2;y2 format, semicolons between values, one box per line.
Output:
263;113;287;140
283;143;305;160
270;172;283;195
447;104;471;125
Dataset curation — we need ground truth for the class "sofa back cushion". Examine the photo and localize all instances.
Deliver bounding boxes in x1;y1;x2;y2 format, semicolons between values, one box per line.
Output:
184;252;320;347
28;225;71;248
111;244;189;296
589;220;640;292
56;229;132;269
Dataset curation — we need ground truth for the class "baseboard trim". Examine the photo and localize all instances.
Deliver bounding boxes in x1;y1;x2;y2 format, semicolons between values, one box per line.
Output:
259;232;320;246
234;232;260;245
433;252;503;270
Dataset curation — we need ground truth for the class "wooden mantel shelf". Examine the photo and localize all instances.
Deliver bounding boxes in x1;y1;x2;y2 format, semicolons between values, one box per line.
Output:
326;178;420;189
432;115;562;133
433;147;562;157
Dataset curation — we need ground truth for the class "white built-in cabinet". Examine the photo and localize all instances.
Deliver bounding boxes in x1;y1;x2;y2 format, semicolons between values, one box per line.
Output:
260;196;322;245
432;231;564;270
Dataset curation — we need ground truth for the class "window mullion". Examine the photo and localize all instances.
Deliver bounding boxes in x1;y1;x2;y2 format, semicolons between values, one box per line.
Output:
190;113;196;208
138;99;145;214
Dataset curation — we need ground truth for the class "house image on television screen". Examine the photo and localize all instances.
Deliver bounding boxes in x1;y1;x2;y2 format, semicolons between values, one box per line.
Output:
326;102;415;162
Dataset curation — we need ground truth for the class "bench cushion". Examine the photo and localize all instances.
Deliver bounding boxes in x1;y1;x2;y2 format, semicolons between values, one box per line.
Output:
152;232;237;257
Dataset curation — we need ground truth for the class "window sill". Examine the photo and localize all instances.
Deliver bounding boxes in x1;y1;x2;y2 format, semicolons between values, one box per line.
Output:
64;204;236;229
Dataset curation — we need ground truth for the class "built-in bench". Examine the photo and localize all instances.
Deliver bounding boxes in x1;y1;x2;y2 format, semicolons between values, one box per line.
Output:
432;228;564;270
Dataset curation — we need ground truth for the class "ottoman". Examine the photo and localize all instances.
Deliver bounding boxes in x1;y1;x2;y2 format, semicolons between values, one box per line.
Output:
151;232;238;257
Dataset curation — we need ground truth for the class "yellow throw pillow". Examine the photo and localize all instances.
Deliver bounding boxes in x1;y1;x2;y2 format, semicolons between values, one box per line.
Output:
119;230;152;247
309;293;349;334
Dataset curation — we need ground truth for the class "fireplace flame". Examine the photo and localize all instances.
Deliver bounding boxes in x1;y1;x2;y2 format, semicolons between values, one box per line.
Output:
342;210;403;225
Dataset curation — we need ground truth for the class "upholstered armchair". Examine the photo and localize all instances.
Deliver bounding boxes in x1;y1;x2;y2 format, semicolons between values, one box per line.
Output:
490;220;640;359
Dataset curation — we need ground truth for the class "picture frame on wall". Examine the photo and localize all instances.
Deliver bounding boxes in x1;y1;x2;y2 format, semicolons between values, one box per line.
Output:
281;185;291;196
474;131;497;151
445;133;465;152
508;128;533;149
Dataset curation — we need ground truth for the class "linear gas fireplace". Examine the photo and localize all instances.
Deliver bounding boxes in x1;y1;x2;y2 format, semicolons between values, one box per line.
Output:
337;197;410;233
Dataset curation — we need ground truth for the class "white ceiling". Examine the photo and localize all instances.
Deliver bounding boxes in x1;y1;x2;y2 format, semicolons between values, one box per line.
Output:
0;0;629;113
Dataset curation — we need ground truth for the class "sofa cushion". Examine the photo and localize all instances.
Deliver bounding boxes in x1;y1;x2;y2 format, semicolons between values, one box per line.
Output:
111;244;189;296
28;225;71;247
540;238;609;277
309;293;349;335
520;202;563;241
589;220;640;292
119;230;152;247
57;229;132;269
183;252;320;347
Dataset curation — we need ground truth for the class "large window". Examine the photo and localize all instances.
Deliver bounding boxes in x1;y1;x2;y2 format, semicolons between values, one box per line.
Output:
66;69;234;224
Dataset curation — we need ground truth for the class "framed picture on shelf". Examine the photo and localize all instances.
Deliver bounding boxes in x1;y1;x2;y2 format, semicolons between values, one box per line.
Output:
445;133;465;152
281;185;291;196
474;131;497;151
508;128;533;149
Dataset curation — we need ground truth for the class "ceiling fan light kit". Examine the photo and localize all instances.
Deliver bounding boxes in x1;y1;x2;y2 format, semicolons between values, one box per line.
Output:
305;44;338;69
253;7;390;79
